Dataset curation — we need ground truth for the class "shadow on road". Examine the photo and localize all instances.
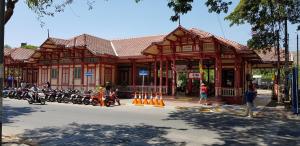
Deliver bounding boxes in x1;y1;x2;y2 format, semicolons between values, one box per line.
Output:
2;105;43;124
164;109;300;146
19;123;185;146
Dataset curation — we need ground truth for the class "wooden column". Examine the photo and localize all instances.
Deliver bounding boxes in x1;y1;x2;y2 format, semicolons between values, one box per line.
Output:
154;57;157;92
234;59;241;97
215;40;222;97
188;68;192;94
165;59;169;94
159;55;163;94
172;57;176;96
132;60;136;89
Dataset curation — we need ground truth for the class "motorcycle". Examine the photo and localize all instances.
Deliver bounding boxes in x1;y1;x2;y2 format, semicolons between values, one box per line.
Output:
15;88;23;100
70;90;80;104
62;89;74;103
8;88;16;99
20;88;30;100
82;90;92;105
91;92;103;106
104;90;121;107
2;87;10;98
27;90;46;105
56;90;64;103
47;89;58;102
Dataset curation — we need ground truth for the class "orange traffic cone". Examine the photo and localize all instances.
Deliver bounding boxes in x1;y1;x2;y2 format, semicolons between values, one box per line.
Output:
158;93;165;107
136;92;143;105
154;93;159;106
143;93;149;105
149;92;154;105
99;92;105;106
132;92;138;105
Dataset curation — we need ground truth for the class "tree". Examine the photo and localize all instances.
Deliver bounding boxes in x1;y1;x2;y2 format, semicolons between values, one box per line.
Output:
21;44;38;50
4;0;95;25
4;44;11;48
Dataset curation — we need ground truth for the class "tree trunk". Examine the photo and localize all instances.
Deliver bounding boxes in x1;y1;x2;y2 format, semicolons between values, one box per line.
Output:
0;0;5;143
4;0;18;25
284;17;290;101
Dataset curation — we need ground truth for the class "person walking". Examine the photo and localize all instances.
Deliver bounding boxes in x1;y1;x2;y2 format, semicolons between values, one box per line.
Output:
46;81;51;90
245;84;257;118
199;83;208;105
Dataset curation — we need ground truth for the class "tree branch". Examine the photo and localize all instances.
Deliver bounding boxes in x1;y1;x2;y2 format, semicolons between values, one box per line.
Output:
4;0;18;25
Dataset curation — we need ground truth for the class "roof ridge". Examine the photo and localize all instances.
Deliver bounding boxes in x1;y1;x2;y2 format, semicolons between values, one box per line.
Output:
110;41;118;56
112;34;165;41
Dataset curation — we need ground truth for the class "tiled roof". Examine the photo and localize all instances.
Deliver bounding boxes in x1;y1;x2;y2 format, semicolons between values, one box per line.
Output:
65;34;115;56
4;48;14;56
10;48;35;61
256;48;291;63
190;28;248;51
48;37;70;46
112;35;165;57
189;28;213;39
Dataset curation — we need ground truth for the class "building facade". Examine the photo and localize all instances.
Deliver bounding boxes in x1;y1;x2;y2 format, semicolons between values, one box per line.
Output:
5;26;290;104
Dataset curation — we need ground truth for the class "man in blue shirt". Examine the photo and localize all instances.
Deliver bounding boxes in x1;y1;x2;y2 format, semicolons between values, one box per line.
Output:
245;84;257;118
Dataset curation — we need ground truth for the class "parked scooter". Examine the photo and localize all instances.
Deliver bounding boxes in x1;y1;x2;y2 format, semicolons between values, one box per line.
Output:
62;89;75;103
56;90;64;103
20;88;30;100
104;89;121;107
2;87;10;98
7;88;15;99
82;90;92;105
15;88;23;100
47;89;58;102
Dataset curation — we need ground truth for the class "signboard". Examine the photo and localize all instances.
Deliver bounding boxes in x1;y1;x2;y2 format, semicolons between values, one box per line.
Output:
139;70;149;76
85;72;93;77
189;73;201;79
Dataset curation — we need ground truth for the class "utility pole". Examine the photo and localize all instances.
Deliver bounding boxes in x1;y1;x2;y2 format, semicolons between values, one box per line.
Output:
297;31;299;109
284;17;290;102
0;0;5;143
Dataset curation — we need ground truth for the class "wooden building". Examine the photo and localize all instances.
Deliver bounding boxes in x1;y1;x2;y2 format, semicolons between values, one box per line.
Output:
5;26;291;104
4;48;37;86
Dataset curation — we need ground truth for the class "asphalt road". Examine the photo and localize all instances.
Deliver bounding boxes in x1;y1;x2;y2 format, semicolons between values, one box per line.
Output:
3;98;300;146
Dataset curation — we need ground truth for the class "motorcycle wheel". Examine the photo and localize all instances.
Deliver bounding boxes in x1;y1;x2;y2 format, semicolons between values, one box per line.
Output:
49;96;55;102
104;100;111;107
57;98;62;103
40;98;46;105
91;99;98;106
64;98;70;103
72;99;77;104
77;99;82;104
28;99;33;104
83;99;90;105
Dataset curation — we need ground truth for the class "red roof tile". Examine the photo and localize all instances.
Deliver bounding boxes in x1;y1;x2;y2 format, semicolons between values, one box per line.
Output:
4;48;15;56
112;35;165;57
10;48;35;61
65;34;115;56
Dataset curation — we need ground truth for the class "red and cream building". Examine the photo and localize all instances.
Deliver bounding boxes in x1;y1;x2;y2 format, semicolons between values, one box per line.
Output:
4;48;38;86
5;26;289;104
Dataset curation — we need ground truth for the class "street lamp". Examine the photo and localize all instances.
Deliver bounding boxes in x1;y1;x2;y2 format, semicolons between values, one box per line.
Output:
297;30;299;114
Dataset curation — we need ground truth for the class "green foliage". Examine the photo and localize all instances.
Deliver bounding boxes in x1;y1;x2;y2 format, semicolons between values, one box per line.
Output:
21;44;38;50
225;0;300;51
163;0;232;21
177;72;187;88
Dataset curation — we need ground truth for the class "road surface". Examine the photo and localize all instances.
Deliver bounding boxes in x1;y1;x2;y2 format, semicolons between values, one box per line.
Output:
2;97;300;146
